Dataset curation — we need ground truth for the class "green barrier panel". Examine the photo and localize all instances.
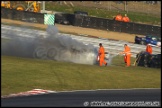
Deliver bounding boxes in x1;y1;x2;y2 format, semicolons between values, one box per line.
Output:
44;14;55;25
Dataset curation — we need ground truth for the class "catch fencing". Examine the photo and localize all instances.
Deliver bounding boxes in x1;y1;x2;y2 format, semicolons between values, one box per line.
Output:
60;1;161;17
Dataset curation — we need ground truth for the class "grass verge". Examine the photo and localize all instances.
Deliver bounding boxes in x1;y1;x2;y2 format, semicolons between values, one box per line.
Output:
1;55;160;96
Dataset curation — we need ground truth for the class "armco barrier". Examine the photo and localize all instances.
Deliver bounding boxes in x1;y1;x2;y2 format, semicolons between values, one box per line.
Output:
1;7;161;37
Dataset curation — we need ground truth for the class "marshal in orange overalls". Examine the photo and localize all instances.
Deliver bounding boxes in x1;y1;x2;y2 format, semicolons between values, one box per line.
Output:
115;13;123;21
120;44;131;67
98;43;107;66
122;14;130;22
146;44;152;54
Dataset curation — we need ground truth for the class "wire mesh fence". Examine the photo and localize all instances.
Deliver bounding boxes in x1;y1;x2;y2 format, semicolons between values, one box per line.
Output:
63;1;161;17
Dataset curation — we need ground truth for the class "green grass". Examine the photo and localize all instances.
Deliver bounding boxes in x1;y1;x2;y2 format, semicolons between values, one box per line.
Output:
1;55;160;96
45;3;161;25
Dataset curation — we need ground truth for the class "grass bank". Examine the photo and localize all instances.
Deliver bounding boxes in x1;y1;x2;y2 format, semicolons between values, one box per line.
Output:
2;55;160;96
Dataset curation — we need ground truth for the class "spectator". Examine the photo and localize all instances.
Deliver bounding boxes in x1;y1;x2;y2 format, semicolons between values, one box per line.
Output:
122;14;130;22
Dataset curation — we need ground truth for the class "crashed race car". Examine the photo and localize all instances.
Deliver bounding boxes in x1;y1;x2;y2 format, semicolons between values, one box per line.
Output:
134;51;161;68
135;35;161;47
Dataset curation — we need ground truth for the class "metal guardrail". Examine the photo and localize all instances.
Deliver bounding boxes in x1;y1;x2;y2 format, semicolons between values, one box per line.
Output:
1;24;161;58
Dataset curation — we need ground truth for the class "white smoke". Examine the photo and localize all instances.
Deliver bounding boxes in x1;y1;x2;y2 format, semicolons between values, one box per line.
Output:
2;25;116;66
106;54;118;66
2;25;98;65
34;25;99;65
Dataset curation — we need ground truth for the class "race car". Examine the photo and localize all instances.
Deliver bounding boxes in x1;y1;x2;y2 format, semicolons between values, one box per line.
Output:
135;51;161;68
135;35;161;47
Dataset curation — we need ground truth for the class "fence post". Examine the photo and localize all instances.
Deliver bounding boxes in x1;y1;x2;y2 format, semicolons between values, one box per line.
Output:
124;1;127;11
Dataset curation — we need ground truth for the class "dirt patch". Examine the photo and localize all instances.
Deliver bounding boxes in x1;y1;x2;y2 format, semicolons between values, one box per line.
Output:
2;18;138;43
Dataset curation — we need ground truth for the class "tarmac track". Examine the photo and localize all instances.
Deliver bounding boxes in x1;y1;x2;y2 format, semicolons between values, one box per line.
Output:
1;89;161;107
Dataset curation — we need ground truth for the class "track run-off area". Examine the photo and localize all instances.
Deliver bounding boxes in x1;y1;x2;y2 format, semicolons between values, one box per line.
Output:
1;24;161;58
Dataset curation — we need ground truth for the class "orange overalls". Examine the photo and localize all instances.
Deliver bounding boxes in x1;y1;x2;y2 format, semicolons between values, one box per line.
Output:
146;45;152;54
98;46;107;66
122;16;130;22
115;14;123;21
121;46;131;66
